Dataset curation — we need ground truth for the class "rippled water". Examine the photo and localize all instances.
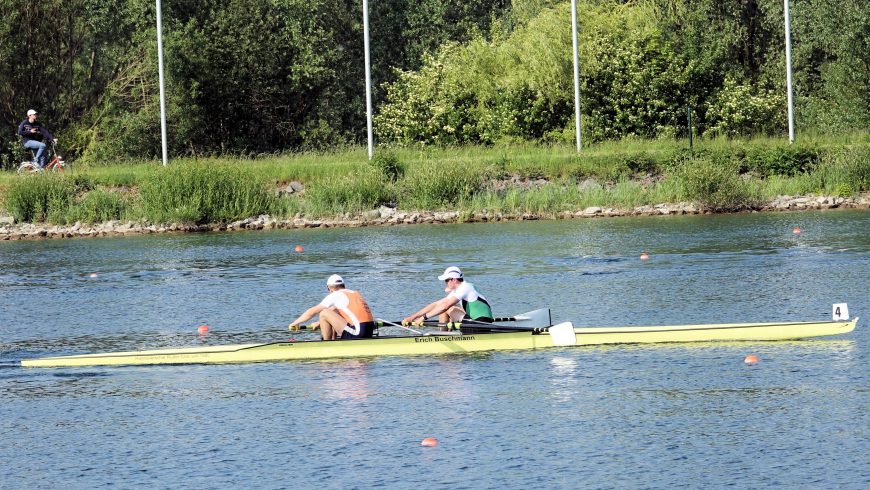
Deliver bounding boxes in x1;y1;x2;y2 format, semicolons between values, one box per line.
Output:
2;210;868;488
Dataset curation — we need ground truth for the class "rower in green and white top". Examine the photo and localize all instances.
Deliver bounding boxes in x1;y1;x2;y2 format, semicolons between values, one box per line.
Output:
403;266;494;328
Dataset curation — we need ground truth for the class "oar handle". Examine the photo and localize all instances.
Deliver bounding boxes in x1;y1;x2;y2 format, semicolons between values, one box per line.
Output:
374;317;515;327
291;316;518;331
289;323;320;331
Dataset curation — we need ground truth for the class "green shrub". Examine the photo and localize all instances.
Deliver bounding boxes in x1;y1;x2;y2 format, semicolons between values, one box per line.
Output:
808;146;870;194
1;139;33;171
744;145;821;176
369;152;405;182
617;152;659;175
579;5;689;142
139;162;277;224
703;78;786;138
676;158;757;211
834;183;854;197
377;2;689;145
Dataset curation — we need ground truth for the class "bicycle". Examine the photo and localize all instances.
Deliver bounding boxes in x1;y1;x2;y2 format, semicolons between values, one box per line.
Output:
17;143;66;174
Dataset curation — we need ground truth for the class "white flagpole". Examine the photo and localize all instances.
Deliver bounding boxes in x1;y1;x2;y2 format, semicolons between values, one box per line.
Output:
363;0;374;160
571;0;582;152
784;0;795;143
156;0;169;165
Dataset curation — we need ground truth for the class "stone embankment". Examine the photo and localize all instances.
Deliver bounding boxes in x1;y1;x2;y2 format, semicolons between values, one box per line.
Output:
1;195;868;240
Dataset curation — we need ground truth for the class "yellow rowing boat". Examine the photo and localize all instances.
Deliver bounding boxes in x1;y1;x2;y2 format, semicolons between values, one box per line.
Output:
20;317;858;368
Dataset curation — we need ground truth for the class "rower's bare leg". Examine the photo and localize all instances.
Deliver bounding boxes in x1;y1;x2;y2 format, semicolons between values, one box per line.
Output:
447;306;465;322
319;309;347;340
438;312;450;331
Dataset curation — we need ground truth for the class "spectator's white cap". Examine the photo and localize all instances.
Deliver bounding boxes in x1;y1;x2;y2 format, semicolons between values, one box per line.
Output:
326;274;345;286
437;266;463;281
27;109;38;116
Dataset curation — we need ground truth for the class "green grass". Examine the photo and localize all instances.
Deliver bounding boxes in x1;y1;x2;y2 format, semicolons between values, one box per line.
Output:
1;134;867;225
137;162;280;224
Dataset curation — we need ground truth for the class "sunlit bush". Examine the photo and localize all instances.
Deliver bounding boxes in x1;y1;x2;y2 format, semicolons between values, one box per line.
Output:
703;78;786;138
676;158;758;211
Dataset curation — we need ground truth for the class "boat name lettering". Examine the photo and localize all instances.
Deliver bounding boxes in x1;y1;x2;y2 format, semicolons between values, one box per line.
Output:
414;335;475;343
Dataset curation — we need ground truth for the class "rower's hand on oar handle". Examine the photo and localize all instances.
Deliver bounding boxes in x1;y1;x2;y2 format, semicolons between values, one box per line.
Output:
288;322;321;331
402;317;425;327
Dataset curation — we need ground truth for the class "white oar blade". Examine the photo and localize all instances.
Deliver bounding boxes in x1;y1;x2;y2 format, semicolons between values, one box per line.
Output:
548;322;576;346
512;308;552;328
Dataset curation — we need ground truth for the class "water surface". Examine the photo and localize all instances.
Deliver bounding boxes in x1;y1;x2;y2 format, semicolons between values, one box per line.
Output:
2;210;868;488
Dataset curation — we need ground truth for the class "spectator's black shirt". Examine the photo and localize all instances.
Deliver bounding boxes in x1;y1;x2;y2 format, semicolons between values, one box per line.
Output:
18;119;54;143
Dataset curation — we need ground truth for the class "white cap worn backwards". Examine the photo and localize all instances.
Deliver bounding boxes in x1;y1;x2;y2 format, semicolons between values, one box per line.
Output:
437;266;463;281
27;109;37;116
326;274;345;286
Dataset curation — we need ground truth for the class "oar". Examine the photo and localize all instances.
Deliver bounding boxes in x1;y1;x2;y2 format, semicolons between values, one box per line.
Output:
290;320;438;331
375;318;424;335
374;308;551;330
444;307;553;332
383;317;543;334
447;317;550;333
289;319;426;335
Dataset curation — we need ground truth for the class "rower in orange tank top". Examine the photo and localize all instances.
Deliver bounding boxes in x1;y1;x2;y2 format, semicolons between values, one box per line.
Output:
288;275;376;340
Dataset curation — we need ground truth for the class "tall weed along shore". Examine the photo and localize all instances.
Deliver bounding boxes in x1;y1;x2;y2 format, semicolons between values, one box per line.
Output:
1;139;868;240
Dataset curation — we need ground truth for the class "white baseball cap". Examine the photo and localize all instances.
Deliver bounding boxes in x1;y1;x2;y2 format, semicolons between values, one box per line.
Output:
326;274;344;286
437;266;463;281
27;109;38;116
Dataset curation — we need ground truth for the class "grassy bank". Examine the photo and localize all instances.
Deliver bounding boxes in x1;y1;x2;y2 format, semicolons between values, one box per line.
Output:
1;135;868;226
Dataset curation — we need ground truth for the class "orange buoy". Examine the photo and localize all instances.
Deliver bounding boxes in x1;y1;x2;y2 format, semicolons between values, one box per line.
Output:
421;437;438;447
793;227;801;235
640;252;650;261
294;245;304;253
197;325;210;334
744;354;759;365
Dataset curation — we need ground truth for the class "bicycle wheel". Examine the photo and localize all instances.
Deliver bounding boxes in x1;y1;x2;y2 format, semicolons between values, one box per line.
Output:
17;163;39;174
50;155;69;172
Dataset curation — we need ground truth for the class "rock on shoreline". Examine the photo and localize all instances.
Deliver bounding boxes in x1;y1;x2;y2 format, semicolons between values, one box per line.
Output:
1;195;868;241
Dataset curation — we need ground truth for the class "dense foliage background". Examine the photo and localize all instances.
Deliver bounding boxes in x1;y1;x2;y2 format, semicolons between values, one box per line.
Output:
1;0;867;166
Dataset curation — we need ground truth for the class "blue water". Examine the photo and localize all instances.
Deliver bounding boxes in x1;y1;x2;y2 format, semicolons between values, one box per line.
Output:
2;210;868;488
